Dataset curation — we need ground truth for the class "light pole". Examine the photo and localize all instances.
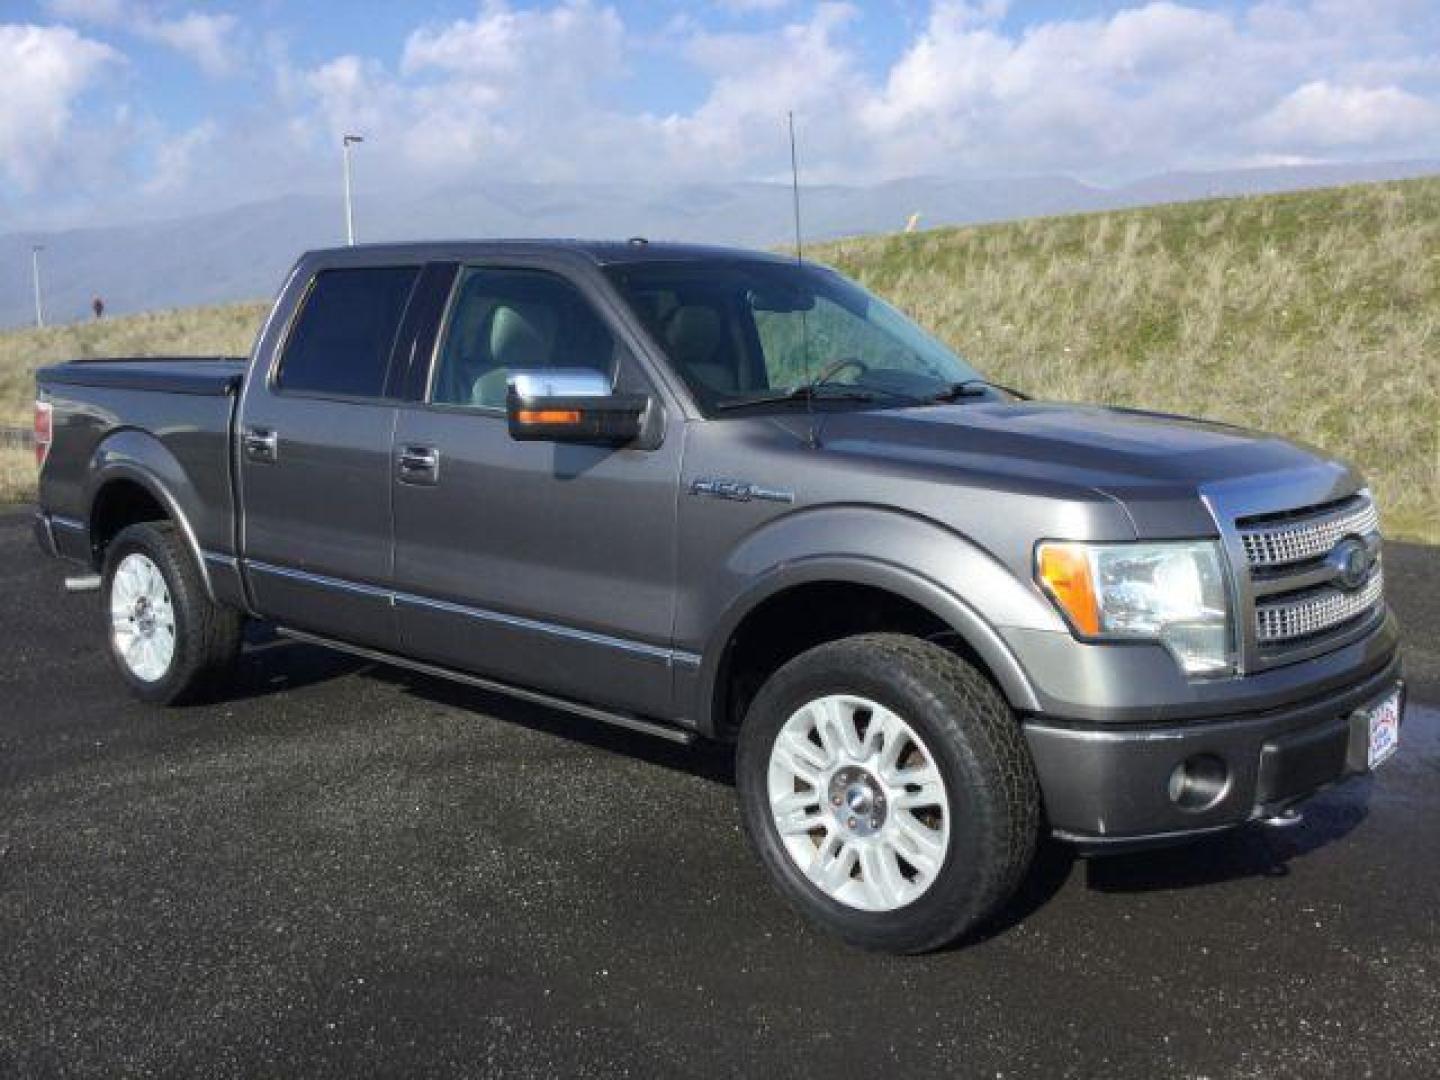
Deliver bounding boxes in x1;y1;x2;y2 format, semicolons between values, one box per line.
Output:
31;245;45;328
342;134;364;246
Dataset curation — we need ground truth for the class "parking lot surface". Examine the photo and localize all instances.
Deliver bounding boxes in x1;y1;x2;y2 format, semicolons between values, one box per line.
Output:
2;510;1437;1078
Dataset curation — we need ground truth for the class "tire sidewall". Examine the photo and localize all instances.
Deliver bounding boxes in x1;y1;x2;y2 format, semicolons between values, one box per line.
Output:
102;525;194;704
737;639;1016;952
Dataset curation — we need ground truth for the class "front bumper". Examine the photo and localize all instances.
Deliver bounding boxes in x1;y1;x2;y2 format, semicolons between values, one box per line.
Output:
1023;650;1404;847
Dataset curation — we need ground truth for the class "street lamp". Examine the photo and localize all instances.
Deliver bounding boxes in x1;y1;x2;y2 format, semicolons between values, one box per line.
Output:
31;245;45;328
342;134;365;246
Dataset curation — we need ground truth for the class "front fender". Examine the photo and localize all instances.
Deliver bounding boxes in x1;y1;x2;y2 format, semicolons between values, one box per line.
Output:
682;504;1068;731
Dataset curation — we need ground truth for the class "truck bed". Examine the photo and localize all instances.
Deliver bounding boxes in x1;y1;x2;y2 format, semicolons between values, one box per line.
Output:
38;357;246;397
36;356;247;570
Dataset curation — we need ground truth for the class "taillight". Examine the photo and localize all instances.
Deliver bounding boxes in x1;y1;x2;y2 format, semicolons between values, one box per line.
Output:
34;399;52;469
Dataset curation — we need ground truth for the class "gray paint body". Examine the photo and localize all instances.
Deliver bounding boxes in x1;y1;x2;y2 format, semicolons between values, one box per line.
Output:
34;240;1403;844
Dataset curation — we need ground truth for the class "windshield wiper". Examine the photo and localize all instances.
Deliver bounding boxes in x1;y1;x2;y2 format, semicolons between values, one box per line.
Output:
712;384;882;411
932;378;1030;402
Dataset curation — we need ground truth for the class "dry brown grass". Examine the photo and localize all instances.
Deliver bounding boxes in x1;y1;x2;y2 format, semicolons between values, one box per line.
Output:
2;180;1436;536
813;178;1440;542
0;301;268;428
0;444;35;506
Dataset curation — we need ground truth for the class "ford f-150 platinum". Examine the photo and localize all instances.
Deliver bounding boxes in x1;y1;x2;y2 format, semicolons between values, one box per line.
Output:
33;241;1405;952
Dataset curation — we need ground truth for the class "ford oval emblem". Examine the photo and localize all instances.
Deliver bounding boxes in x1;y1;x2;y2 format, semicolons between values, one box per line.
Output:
1327;536;1373;591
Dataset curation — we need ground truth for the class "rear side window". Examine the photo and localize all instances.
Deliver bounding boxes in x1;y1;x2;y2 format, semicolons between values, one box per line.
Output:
277;267;420;398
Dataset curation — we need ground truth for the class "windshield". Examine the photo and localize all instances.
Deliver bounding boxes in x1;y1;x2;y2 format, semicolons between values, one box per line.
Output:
605;260;984;414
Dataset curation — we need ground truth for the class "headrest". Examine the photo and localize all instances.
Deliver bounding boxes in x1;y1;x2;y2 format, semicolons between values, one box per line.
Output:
663;305;723;370
489;304;556;370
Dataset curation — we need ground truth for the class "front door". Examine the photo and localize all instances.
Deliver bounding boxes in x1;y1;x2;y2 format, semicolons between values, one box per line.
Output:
390;262;685;718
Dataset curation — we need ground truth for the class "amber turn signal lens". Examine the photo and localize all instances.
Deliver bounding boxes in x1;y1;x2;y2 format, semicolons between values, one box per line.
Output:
516;409;582;425
1036;542;1102;636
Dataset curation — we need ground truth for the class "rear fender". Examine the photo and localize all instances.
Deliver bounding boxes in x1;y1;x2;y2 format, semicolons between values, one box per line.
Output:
85;429;217;600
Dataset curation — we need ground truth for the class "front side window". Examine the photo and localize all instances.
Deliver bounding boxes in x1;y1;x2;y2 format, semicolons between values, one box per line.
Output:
277;266;419;398
430;267;626;409
606;260;983;414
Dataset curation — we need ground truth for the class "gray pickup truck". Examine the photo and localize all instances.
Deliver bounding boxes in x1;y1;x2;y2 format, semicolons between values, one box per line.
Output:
33;241;1404;953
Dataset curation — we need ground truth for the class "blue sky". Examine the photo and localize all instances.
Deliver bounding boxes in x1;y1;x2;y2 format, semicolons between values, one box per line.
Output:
3;1;1439;230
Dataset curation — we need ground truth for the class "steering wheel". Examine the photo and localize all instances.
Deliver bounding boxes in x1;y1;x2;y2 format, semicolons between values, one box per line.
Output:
810;356;868;386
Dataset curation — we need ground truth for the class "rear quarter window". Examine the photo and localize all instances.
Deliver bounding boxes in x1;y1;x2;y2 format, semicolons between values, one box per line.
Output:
277;266;420;398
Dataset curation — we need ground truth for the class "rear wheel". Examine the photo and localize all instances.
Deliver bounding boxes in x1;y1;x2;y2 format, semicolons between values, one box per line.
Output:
736;633;1040;953
102;522;243;704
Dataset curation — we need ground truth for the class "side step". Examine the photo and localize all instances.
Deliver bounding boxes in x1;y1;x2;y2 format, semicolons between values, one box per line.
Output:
275;626;697;745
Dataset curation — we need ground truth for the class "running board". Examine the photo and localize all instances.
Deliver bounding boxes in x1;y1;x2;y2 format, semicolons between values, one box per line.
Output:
275;627;697;745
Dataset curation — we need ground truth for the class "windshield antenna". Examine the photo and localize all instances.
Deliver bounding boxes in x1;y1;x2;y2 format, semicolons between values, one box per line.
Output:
788;110;804;264
788;110;821;449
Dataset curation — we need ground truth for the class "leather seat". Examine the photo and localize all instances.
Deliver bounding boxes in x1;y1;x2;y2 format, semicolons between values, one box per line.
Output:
440;301;558;408
663;305;738;394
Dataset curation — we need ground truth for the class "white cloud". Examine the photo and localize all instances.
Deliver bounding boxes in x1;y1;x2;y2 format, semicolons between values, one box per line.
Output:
142;119;218;194
0;23;120;191
1252;80;1440;149
305;2;640;180
276;0;1440;195
137;12;239;77
12;1;1440;227
43;0;241;76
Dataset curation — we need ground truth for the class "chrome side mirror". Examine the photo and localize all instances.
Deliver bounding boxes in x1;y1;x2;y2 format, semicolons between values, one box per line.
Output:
505;368;648;445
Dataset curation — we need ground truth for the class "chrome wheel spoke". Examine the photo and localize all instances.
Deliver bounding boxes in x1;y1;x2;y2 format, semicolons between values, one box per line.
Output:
809;697;862;762
859;843;908;909
891;814;945;876
891;763;945;811
808;834;858;892
773;731;827;788
772;791;827;836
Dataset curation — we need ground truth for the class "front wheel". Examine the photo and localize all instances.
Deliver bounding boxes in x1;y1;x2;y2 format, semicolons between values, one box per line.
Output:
736;633;1040;953
102;521;243;704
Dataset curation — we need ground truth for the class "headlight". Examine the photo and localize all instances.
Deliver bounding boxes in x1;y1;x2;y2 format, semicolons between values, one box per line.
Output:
1036;540;1234;675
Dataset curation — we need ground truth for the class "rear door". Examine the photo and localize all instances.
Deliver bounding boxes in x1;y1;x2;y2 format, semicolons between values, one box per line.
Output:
388;259;686;718
236;262;425;650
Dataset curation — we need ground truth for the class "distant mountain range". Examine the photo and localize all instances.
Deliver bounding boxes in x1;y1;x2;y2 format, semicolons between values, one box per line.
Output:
2;159;1435;329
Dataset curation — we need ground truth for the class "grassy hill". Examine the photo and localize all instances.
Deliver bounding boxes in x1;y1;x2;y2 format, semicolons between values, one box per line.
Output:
1;177;1436;541
816;178;1438;541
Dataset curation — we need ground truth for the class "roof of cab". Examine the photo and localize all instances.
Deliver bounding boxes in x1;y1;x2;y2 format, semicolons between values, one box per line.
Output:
300;238;800;268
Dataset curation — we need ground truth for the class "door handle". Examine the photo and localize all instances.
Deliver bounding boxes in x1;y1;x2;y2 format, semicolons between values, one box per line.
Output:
243;426;279;463
397;445;440;485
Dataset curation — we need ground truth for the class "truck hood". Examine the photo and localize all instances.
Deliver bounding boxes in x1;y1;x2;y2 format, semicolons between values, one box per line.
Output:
809;401;1356;535
817;401;1328;483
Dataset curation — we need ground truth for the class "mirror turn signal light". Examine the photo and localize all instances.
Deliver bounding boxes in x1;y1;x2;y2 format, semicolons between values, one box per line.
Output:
515;409;582;425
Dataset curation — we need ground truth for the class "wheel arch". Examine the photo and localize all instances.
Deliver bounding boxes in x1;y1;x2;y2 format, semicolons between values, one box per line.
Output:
85;431;216;599
694;556;1041;740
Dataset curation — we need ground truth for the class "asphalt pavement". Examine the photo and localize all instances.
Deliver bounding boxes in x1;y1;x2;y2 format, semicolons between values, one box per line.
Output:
2;508;1437;1078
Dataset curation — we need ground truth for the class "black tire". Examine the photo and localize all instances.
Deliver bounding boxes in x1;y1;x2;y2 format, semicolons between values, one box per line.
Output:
101;521;244;705
736;633;1040;954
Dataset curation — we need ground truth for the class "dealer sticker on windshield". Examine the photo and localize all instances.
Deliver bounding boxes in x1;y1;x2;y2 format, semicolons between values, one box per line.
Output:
1365;688;1402;771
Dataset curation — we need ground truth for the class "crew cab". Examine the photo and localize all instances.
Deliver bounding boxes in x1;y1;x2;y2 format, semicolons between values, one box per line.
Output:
33;241;1405;952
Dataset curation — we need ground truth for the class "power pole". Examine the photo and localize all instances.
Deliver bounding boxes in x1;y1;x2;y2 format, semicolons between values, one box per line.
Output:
342;134;364;246
31;245;45;328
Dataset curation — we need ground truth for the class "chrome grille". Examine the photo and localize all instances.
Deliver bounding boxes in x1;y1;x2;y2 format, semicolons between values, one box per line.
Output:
1255;567;1384;645
1239;496;1379;569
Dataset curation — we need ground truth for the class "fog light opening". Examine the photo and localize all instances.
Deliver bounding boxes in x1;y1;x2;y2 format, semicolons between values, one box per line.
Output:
1167;754;1230;812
